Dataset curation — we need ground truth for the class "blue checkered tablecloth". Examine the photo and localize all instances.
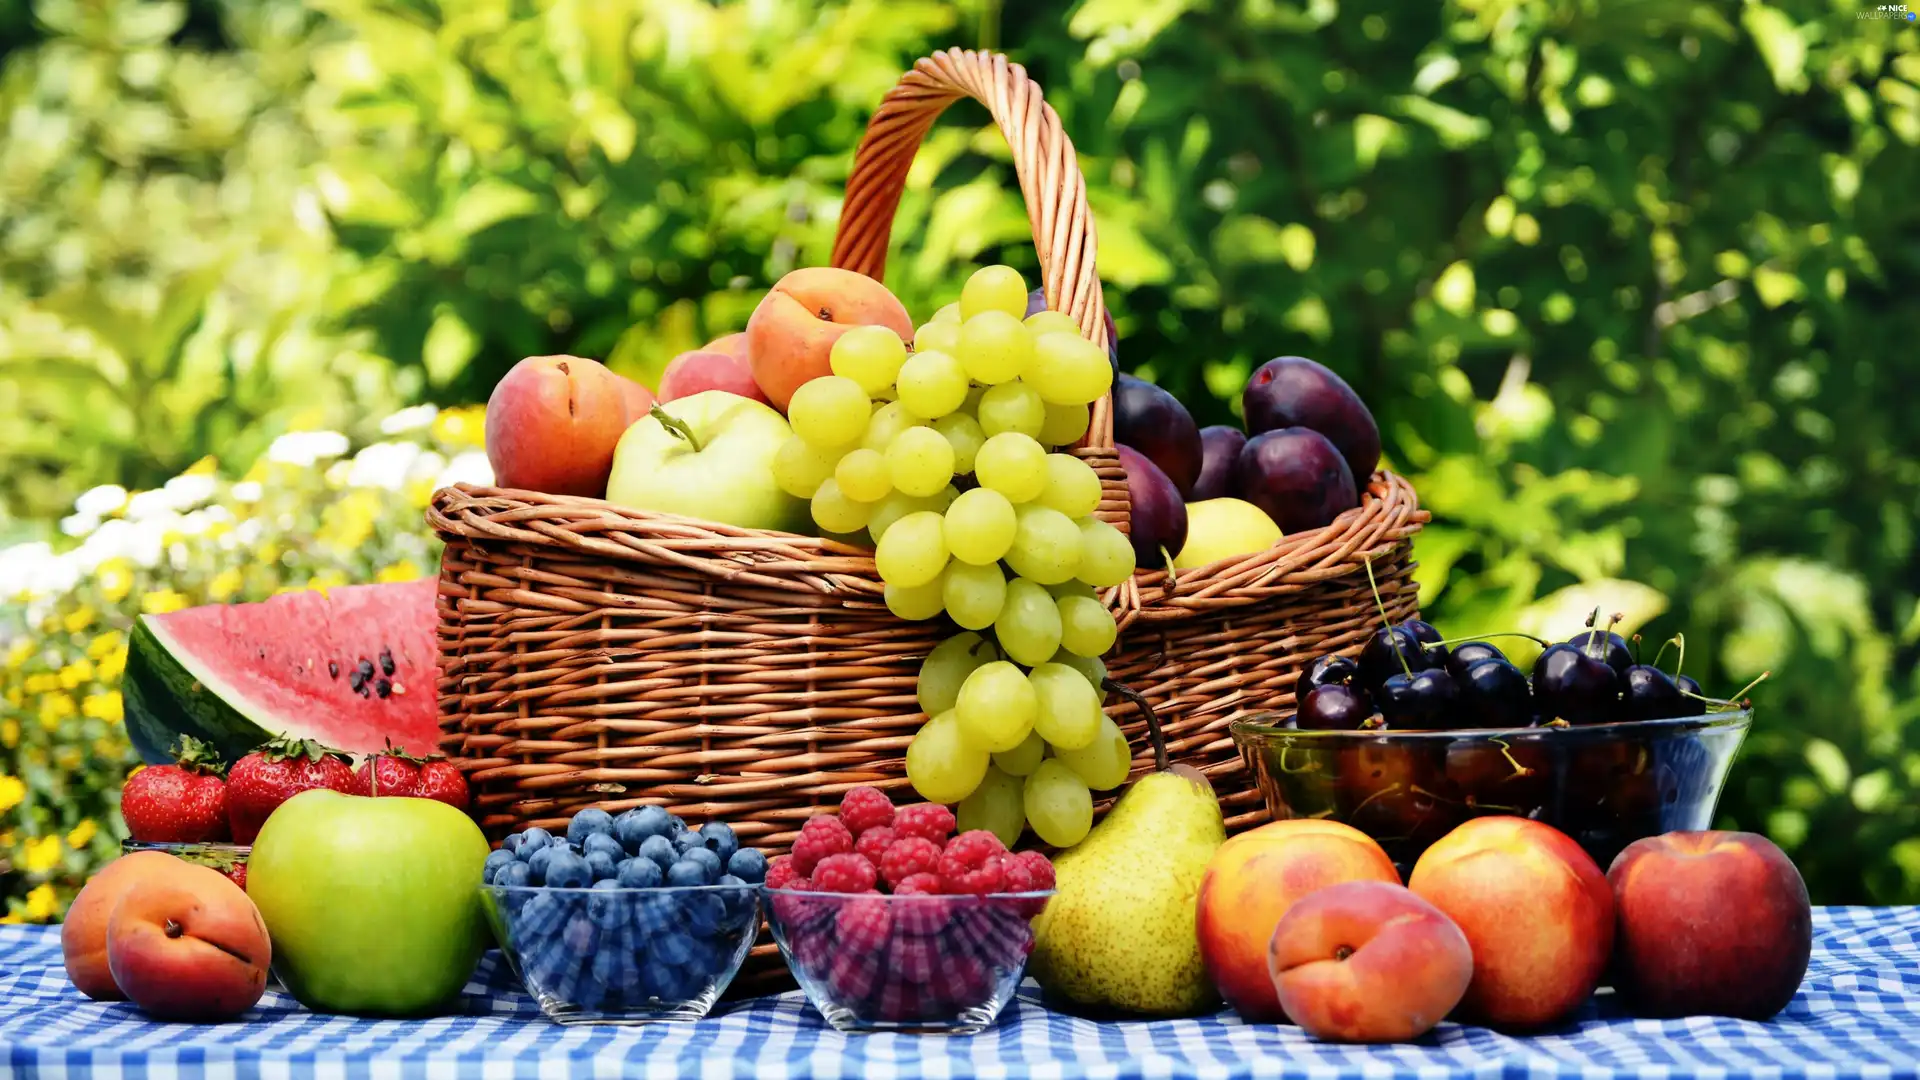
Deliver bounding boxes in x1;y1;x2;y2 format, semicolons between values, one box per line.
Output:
4;907;1918;1080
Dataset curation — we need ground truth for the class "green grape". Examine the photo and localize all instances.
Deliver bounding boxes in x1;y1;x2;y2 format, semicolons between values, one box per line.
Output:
1057;594;1118;657
963;385;987;413
960;265;1029;321
956;660;1038;753
995;578;1063;667
957;765;1027;849
886;426;956;498
943;487;1017;565
1075;518;1136;587
958;311;1032;385
992;730;1047;777
1028;662;1103;750
1023;759;1094;848
830;325;908;395
932;412;987;474
835;447;892;503
1023;309;1081;337
1025;331;1115;406
1006;504;1082;585
886;574;947;621
974;432;1048;502
811;478;872;534
874;510;949;588
916;320;962;356
862;401;923;452
1037;454;1101;518
896;349;969;419
1038;402;1091;448
977;381;1047;439
788;376;870;447
906;709;989;805
1049;647;1107;690
943;559;1006;630
1048;580;1097;600
1054;715;1133;791
932;301;964;324
870;490;938;542
773;436;840;498
918;632;994;715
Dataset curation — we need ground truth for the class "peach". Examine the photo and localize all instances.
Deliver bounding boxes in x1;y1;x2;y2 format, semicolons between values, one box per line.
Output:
705;332;748;359
614;373;656;424
1408;816;1613;1029
484;354;633;497
62;850;197;1000
659;349;771;405
1196;819;1402;1022
745;267;912;410
1608;831;1811;1020
1268;880;1473;1043
106;861;271;1022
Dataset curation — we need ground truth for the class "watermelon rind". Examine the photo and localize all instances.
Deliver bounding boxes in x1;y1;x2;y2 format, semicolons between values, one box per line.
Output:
124;616;285;765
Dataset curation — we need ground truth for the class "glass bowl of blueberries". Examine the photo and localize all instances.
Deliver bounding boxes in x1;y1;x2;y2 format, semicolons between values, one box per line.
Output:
1231;616;1760;878
480;805;768;1024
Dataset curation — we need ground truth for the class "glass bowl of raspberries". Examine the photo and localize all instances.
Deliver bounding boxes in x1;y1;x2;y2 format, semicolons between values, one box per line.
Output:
761;787;1055;1035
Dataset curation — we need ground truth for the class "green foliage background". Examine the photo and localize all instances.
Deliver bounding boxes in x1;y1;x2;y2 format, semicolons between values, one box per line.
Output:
2;0;1917;906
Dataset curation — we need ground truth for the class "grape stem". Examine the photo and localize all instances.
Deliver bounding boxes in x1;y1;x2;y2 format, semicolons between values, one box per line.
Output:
1101;677;1167;773
649;404;703;453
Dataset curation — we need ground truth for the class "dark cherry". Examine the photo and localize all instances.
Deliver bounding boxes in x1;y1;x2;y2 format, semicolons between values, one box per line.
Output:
1622;664;1687;721
1531;643;1622;725
1296;684;1375;730
1358;626;1436;691
1565;629;1633;678
1305;654;1360;690
1445;641;1508;683
1458;658;1533;728
1400;618;1450;668
1675;673;1704;699
1377;667;1460;729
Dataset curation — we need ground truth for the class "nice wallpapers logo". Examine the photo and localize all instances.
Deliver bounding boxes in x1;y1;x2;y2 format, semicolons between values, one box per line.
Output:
1857;4;1915;17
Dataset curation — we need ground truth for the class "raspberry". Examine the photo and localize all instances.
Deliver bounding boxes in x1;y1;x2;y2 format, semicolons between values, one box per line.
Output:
892;872;944;895
892;889;954;936
825;950;884;1002
888;933;944;987
839;786;895;836
764;855;802;890
854;825;897;865
790;815;853;876
834;894;894;951
810;852;878;894
1005;849;1055;891
937;830;1007;880
943;853;1007;896
878;837;943;890
893;803;955;845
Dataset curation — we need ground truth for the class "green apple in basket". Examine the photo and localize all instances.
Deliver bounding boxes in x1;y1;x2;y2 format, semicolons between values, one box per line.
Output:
247;789;491;1016
605;390;808;533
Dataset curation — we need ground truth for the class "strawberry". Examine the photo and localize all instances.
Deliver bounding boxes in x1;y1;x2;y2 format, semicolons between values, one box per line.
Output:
413;758;470;811
120;736;231;844
350;741;423;798
227;736;355;843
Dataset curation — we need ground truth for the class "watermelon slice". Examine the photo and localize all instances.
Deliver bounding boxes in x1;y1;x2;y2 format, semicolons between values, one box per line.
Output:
123;579;442;765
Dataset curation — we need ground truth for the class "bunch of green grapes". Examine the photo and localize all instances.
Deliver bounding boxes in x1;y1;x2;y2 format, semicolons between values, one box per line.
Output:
772;265;1136;849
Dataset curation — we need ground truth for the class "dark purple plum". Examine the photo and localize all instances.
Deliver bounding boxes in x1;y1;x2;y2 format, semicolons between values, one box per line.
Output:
1114;375;1203;498
1192;425;1247;502
1116;443;1188;573
1027;288;1120;381
1458;658;1532;728
1295;684;1373;730
1622;665;1687;720
1531;643;1621;725
1305;653;1360;690
1242;356;1382;481
1357;626;1438;691
1233;427;1359;534
1377;667;1460;728
1445;641;1508;683
1566;629;1633;678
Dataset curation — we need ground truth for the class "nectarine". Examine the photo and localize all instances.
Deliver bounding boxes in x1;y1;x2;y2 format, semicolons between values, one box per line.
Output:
1608;831;1811;1021
614;373;656;424
106;861;271;1021
1268;880;1473;1043
62;850;197;1000
484;355;633;497
745;267;912;410
659;349;770;405
705;332;748;359
1408;816;1613;1029
1196;819;1401;1022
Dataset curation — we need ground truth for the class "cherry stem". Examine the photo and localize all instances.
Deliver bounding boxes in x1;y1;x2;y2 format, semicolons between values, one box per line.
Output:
1432;631;1550;649
1683;670;1770;709
1102;678;1167;773
1362;557;1413;678
1649;635;1678;671
1630;633;1644;665
1490;737;1534;778
648;404;703;453
1672;632;1687;678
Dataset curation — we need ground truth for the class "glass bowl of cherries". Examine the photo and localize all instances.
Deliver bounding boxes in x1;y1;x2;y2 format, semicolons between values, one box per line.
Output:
1230;609;1762;878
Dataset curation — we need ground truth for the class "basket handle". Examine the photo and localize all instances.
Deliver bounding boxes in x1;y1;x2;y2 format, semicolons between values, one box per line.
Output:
830;48;1112;450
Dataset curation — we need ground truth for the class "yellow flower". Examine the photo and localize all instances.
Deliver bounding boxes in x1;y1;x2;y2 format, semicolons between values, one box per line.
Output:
0;775;24;813
53;746;81;771
433;404;487;447
208;567;244;601
23;835;62;874
38;692;76;731
59;658;95;688
67;819;97;849
184;455;219;476
63;605;97;634
1;719;18;748
375;561;423;584
24;673;58;694
82;691;123;724
24;884;59;921
98;559;134;604
0;914;22;926
318;489;382;551
97;643;128;682
5;639;32;669
257;541;282;567
87;631;124;660
142;590;189;615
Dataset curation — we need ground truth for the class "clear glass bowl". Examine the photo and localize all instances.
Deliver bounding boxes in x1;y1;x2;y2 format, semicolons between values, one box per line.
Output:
1230;710;1752;878
763;888;1052;1035
481;883;760;1025
121;840;249;889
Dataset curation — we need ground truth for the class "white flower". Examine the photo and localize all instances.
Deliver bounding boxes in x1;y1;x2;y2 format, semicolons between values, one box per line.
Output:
347;441;419;490
0;542;58;601
408;450;447;483
74;484;129;517
162;473;218;510
60;513;99;537
380;404;439;435
435;450;494;489
266;430;351;468
124;488;177;521
230;481;264;503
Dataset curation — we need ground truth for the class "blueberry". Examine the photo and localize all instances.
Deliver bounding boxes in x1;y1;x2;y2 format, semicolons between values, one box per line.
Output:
495;862;533;889
697;822;739;863
617;806;674;852
483;849;517;883
714;873;753;922
652;930;696;968
545;850;593;889
593;941;639;992
638;835;677;870
586;850;620;881
588;884;627;931
563;911;598;951
617;858;663;889
726;848;769;884
521;826;554;851
632;893;674;937
502;832;525;855
669;814;688;836
582;832;624;861
667;858;712;888
526;844;563;884
518;891;567;938
681;892;724;936
672;830;705;855
567;808;616;847
680;846;722;880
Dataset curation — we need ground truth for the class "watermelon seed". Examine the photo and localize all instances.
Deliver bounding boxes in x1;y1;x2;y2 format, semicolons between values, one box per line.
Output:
391;682;408;695
379;648;396;677
376;678;392;699
356;658;375;683
348;666;367;693
328;661;340;679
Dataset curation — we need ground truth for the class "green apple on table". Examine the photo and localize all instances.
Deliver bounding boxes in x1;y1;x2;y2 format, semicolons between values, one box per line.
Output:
246;789;491;1017
606;390;807;532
